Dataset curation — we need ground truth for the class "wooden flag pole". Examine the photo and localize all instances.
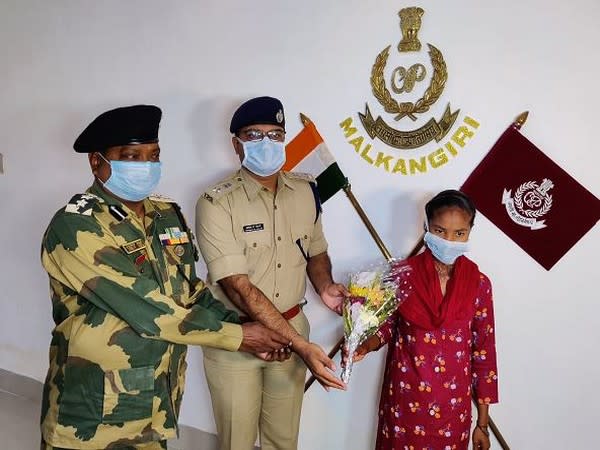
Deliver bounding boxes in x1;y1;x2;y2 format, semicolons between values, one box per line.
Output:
299;112;526;450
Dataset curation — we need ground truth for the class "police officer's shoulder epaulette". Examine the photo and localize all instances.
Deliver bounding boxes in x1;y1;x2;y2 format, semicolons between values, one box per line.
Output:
285;171;315;183
148;193;176;203
202;177;243;203
64;193;103;216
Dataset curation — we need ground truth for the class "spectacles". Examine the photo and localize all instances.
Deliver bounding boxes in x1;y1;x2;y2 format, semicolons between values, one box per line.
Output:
239;128;286;142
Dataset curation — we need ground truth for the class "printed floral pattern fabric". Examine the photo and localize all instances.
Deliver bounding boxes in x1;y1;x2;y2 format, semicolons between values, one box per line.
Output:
375;274;498;450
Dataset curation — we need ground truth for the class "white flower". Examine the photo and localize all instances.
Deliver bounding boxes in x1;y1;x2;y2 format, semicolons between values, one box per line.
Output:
358;310;379;329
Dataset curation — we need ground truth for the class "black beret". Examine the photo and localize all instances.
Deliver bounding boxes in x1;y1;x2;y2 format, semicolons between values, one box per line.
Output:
73;104;162;153
230;96;285;134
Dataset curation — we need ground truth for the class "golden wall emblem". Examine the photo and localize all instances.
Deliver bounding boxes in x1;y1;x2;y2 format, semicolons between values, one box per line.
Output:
339;7;480;176
359;7;459;150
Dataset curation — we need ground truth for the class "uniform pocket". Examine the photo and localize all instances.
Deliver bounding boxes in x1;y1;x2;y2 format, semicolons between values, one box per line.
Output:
57;361;104;439
243;228;272;252
102;366;154;424
243;229;272;275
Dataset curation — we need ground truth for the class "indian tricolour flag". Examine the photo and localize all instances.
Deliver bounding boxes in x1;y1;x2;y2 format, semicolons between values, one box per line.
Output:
284;119;348;203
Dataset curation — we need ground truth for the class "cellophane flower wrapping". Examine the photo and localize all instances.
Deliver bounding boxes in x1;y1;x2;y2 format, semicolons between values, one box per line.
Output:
341;260;412;384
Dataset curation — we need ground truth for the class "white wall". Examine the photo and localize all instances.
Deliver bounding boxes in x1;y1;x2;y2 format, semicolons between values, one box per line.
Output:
1;1;598;448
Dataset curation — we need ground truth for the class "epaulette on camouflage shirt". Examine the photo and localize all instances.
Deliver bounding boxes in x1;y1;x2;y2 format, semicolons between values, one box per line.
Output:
40;182;243;449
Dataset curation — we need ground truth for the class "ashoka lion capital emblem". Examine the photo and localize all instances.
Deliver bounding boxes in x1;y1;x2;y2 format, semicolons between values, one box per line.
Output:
502;178;554;230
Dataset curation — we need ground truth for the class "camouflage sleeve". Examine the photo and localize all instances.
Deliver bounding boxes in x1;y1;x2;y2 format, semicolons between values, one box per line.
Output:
42;212;243;351
191;286;240;323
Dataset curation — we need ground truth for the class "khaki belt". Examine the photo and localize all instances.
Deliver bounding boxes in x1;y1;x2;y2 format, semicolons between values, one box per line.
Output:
239;302;303;323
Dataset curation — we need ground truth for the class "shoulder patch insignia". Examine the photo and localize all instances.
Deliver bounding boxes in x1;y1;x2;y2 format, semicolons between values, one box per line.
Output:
203;177;243;203
285;171;315;183
65;193;102;216
149;193;176;203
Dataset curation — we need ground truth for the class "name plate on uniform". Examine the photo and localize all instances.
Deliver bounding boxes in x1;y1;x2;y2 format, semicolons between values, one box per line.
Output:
243;223;265;232
122;239;146;254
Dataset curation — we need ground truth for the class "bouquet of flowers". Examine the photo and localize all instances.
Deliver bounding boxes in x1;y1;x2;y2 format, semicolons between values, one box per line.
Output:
341;260;412;384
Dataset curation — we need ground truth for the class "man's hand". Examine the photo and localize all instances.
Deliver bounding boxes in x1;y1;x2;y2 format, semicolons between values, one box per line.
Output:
294;341;346;391
319;282;348;315
472;425;491;450
239;322;290;353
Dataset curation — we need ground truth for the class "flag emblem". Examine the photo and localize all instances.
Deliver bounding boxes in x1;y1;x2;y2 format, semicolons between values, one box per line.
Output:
462;120;600;270
502;179;554;230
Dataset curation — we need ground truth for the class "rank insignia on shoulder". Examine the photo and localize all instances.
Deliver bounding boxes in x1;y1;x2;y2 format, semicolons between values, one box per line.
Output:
203;177;243;203
149;193;176;203
286;171;315;183
122;239;146;254
159;227;190;245
65;193;102;216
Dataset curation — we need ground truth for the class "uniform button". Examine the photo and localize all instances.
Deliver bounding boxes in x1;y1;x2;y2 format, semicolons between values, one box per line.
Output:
304;235;308;239
275;293;280;298
253;242;257;247
274;205;278;210
277;263;281;268
237;177;242;181
277;236;282;241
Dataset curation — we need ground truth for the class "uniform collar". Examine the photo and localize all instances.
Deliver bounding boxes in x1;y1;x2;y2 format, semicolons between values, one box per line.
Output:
88;180;122;206
88;180;160;220
238;168;294;201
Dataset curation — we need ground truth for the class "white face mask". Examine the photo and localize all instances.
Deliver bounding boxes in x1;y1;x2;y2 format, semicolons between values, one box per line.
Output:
423;231;469;265
237;137;286;177
98;153;162;201
423;219;470;264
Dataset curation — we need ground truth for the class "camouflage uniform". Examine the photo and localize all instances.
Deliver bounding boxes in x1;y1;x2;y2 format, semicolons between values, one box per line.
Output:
40;182;244;449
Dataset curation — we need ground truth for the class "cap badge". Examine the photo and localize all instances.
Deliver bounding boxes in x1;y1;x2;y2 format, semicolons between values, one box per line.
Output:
276;109;284;123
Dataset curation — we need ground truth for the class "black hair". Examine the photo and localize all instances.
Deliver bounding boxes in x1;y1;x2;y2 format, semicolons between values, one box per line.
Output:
425;189;476;227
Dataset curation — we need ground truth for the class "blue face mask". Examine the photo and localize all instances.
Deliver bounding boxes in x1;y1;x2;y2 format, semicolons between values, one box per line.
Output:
238;137;286;177
98;154;162;202
423;231;470;265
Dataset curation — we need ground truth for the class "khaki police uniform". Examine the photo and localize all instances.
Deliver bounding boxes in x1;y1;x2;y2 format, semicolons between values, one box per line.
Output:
195;168;328;450
40;182;244;449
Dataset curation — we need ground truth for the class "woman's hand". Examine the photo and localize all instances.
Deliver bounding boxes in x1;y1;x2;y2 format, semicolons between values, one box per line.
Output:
472;425;491;450
341;334;381;366
255;346;293;362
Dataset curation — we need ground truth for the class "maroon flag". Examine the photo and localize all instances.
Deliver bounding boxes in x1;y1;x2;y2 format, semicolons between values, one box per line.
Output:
461;121;600;270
